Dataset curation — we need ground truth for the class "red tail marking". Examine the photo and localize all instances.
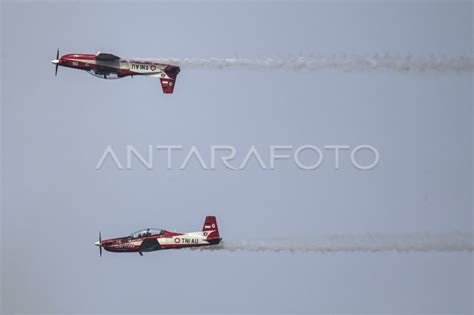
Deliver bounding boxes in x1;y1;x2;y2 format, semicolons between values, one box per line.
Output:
160;66;180;94
160;78;176;94
202;216;220;239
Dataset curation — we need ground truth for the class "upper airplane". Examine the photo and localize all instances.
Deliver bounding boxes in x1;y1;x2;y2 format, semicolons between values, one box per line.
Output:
95;216;222;256
51;49;181;94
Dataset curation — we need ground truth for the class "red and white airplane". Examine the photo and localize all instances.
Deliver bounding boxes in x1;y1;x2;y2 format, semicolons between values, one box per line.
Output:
95;216;221;256
51;49;180;94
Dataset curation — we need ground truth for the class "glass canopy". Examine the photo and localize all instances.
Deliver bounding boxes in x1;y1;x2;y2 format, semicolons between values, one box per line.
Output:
130;229;163;238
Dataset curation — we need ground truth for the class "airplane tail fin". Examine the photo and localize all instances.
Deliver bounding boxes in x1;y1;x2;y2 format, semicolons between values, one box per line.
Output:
202;216;220;239
160;66;180;94
160;78;176;94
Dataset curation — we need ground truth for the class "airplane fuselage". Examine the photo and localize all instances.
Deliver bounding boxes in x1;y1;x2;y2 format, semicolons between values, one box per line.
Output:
56;54;179;78
99;230;221;254
94;216;222;256
52;51;180;93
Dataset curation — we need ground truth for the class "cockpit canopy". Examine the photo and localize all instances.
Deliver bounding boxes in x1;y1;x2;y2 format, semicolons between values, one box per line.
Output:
87;69;120;79
130;228;164;239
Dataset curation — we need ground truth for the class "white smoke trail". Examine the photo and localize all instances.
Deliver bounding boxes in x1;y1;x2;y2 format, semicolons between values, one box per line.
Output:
191;233;474;253
152;54;474;73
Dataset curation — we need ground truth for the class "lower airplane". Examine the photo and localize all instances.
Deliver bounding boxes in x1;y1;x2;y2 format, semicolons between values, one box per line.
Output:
51;49;180;94
95;216;221;256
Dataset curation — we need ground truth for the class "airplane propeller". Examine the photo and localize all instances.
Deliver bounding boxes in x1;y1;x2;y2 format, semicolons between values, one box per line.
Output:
95;231;103;257
52;49;59;76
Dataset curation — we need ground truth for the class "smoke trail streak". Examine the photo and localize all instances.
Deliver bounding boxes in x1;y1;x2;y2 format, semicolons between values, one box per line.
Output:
150;54;474;73
191;233;474;253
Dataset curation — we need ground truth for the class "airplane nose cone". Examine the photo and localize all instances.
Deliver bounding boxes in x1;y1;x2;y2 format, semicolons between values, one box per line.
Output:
51;59;59;64
94;241;101;246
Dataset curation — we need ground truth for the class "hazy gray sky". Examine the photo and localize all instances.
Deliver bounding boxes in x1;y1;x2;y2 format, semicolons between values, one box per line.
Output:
1;1;473;314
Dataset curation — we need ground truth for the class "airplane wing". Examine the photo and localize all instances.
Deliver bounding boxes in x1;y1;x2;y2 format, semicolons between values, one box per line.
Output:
96;52;120;62
139;238;161;252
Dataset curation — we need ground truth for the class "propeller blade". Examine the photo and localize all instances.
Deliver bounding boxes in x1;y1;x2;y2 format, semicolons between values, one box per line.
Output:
99;231;102;257
54;49;59;76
